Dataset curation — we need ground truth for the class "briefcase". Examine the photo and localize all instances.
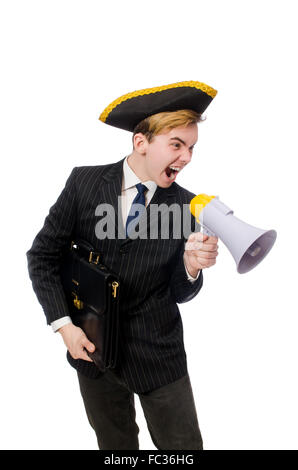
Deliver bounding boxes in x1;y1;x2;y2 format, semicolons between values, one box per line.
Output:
60;238;120;372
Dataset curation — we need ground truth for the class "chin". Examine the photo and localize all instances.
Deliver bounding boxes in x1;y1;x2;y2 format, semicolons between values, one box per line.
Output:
157;181;173;188
154;173;174;188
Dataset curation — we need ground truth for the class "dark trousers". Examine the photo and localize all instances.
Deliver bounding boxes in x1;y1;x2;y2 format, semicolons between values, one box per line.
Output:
77;369;203;450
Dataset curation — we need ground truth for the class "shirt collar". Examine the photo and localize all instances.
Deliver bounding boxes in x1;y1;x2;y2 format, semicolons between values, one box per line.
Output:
122;155;157;193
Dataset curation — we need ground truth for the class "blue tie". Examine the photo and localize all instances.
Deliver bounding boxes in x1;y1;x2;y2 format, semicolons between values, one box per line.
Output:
126;183;148;237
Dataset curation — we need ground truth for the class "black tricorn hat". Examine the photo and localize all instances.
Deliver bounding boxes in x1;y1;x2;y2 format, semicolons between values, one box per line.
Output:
99;80;217;132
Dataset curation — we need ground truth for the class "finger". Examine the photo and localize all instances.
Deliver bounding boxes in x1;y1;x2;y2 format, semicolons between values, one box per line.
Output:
188;242;218;252
204;236;218;244
194;251;218;260
185;241;199;250
205;259;217;268
198;257;217;269
201;243;218;252
188;232;208;242
81;347;94;362
69;348;93;362
188;249;218;260
81;336;96;353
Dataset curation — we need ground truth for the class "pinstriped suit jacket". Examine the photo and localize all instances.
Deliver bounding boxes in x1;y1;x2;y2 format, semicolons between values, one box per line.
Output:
26;156;203;393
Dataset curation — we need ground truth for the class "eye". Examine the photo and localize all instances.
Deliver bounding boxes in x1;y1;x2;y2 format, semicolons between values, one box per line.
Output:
171;143;181;149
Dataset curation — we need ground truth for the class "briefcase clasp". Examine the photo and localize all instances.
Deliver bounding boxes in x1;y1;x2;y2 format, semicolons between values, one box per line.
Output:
72;292;84;310
89;251;100;265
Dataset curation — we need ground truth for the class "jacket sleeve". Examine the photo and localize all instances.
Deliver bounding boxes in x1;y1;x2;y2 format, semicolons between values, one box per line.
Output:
26;167;77;325
169;201;203;303
169;241;203;303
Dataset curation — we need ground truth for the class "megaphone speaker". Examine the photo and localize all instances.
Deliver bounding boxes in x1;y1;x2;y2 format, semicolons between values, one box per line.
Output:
190;194;277;274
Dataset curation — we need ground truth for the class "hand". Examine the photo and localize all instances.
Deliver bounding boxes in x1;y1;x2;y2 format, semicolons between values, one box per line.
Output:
183;232;219;278
58;323;95;362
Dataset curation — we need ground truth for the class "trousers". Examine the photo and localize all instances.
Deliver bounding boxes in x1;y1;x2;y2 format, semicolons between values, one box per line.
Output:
77;369;203;450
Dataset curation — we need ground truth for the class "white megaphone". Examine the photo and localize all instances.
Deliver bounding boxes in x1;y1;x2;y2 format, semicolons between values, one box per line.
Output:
189;194;277;274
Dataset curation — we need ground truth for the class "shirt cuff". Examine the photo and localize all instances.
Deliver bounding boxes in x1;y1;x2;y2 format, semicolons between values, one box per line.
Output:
183;258;201;282
51;316;73;333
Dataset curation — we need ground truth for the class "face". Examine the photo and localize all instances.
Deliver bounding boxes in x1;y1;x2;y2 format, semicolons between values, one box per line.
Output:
138;123;198;188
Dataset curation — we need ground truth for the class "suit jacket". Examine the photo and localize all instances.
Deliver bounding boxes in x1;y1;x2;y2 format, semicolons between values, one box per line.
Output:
26;156;203;393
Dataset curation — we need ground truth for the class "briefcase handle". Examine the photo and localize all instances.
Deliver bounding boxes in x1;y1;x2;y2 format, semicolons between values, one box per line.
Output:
70;239;101;265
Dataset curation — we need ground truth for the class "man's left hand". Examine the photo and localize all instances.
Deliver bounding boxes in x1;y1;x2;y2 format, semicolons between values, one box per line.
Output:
183;232;219;278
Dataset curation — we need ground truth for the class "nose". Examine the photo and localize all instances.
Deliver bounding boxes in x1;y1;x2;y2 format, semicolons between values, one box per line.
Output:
180;148;192;165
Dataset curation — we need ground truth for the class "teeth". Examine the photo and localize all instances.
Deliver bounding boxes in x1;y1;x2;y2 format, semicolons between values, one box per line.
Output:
169;166;181;172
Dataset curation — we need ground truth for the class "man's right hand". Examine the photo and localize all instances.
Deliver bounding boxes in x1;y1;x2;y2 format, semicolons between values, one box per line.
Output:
58;323;95;362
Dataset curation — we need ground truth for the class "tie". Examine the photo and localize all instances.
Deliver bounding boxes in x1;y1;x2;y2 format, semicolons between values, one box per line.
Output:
126;183;148;237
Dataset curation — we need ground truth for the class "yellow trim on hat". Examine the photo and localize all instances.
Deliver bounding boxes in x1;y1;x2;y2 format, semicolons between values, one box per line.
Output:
99;80;217;123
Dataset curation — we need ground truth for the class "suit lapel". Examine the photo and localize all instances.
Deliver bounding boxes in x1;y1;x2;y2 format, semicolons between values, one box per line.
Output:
99;157;126;239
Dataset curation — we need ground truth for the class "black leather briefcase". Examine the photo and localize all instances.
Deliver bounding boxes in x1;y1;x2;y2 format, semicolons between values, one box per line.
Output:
60;238;120;372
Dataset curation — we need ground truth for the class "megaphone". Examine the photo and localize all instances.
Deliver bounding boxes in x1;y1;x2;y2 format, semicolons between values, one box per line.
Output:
189;194;277;274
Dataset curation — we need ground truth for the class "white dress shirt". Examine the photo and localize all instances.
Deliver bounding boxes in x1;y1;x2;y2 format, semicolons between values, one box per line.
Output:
51;155;200;332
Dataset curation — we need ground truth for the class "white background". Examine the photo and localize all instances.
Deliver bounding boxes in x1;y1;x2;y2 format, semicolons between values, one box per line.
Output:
0;0;297;450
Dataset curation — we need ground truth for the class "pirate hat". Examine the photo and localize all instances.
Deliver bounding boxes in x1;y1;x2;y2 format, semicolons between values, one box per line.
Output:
99;80;217;132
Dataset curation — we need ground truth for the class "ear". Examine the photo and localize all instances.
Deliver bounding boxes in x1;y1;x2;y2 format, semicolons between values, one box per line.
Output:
133;133;149;154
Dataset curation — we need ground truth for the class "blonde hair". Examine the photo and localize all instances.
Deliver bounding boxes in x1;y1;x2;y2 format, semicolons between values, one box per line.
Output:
132;109;204;148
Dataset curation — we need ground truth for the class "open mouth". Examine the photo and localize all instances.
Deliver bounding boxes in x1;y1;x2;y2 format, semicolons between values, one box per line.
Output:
165;165;182;181
165;165;181;179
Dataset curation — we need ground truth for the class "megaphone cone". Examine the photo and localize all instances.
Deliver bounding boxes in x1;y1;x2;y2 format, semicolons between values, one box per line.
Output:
190;194;277;274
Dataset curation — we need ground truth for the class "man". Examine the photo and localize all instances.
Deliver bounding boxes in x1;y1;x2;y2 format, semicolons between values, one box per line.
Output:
26;80;219;450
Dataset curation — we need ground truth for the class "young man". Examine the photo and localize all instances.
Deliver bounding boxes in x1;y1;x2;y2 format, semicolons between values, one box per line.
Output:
26;80;219;450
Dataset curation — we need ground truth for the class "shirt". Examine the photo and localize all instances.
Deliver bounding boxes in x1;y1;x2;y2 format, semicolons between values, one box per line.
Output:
51;155;200;332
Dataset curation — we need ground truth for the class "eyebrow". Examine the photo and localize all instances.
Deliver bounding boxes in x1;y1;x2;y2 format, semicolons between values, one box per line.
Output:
169;137;196;148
